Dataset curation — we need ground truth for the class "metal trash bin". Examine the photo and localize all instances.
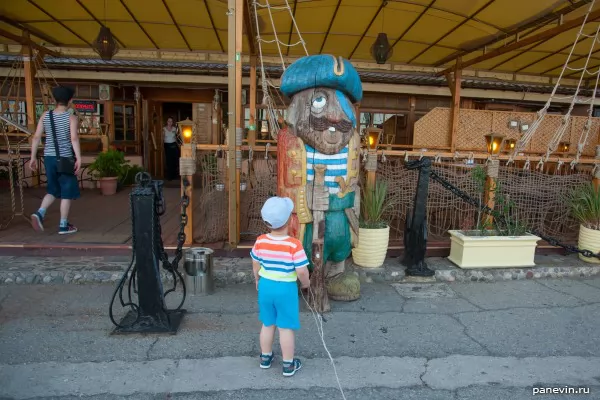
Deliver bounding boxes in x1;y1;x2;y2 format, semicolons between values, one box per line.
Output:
183;248;214;295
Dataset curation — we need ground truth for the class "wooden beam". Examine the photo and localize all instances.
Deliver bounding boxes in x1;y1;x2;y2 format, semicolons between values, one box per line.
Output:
389;0;436;54
409;0;494;64
161;0;192;51
0;28;60;57
436;8;600;77
119;0;159;49
347;1;387;60
27;0;92;46
248;55;257;147
0;15;61;46
204;0;225;53
433;0;593;67
449;58;461;153
319;0;342;54
236;0;243;245
74;0;126;48
22;32;39;186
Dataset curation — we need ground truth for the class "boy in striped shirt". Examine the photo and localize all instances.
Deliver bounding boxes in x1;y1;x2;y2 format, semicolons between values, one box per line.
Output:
251;196;310;377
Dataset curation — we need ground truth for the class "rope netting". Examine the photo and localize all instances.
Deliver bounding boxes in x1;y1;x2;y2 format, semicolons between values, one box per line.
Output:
192;152;592;244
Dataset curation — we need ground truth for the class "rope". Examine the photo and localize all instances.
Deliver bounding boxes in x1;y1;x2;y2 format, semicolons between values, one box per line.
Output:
508;0;597;163
300;288;347;400
543;21;600;163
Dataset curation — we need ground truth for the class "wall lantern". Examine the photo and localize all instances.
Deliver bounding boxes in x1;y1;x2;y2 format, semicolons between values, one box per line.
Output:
177;118;194;144
366;127;382;150
558;141;570;153
505;138;517;152
93;26;119;61
484;132;506;155
371;33;393;64
508;120;519;129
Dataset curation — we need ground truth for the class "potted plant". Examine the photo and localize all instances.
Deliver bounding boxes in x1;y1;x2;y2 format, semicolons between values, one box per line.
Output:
118;164;145;188
88;149;129;196
352;179;392;268
565;182;600;264
447;166;540;268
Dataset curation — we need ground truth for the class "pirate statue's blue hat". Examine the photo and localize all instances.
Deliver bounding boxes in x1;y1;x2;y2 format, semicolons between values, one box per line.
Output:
280;55;363;103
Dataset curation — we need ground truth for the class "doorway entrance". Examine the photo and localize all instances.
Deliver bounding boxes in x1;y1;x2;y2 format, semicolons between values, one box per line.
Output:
162;102;193;125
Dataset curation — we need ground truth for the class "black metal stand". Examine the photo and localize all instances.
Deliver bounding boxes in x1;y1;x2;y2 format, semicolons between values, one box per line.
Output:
111;176;185;335
402;158;435;277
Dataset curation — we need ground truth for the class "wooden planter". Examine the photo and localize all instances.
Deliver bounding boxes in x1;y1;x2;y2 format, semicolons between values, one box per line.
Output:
577;224;600;264
352;226;390;268
448;230;541;269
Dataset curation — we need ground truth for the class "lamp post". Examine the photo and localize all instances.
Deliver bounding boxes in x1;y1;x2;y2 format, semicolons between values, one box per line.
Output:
177;117;195;245
483;132;503;227
365;127;382;189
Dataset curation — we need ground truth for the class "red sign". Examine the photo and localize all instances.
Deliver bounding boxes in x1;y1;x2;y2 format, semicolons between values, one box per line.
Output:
72;100;97;112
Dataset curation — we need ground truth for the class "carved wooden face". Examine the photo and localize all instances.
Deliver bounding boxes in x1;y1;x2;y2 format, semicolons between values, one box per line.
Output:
285;88;354;155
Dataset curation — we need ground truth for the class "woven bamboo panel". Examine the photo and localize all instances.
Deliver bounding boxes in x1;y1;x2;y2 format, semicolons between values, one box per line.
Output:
490;111;535;152
413;107;450;148
568;116;600;157
456;110;492;150
529;114;567;154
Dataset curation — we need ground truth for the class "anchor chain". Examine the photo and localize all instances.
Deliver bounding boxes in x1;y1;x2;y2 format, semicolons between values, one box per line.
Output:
427;165;600;260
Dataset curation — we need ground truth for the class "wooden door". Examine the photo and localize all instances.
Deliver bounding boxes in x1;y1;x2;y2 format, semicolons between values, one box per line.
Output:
145;100;163;178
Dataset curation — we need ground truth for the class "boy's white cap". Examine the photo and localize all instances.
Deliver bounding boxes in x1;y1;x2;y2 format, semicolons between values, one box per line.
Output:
261;196;294;229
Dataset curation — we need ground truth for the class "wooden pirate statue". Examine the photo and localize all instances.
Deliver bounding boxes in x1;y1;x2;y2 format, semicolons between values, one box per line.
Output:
276;54;361;303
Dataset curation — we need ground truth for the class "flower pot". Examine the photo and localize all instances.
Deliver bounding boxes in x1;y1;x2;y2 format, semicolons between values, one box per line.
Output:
99;176;118;196
447;230;540;269
577;224;600;264
352;226;390;268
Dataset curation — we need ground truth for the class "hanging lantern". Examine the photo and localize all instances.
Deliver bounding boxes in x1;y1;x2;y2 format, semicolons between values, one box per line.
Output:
93;26;119;61
484;132;506;155
371;33;393;64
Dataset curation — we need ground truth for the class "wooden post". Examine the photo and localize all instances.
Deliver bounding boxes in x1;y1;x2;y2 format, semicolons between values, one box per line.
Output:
226;0;241;248
248;55;257;147
181;145;194;245
22;33;39;186
236;0;243;244
448;58;462;153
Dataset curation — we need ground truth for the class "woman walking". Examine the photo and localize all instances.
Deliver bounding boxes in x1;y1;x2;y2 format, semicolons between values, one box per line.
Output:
163;116;181;180
29;85;82;234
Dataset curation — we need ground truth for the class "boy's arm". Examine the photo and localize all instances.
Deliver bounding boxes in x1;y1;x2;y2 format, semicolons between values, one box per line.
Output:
250;245;261;289
293;246;310;289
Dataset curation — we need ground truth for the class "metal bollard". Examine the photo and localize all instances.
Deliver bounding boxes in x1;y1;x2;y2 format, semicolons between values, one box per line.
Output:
184;248;215;295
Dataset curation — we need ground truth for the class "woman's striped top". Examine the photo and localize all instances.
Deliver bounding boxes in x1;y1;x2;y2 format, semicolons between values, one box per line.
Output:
43;111;73;157
250;234;309;282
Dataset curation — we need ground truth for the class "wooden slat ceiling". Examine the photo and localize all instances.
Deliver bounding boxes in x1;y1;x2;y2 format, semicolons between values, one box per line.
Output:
0;0;599;78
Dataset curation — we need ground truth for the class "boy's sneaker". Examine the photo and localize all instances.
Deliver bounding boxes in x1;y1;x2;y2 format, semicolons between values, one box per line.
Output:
59;223;78;235
260;353;274;369
282;358;302;377
31;212;44;232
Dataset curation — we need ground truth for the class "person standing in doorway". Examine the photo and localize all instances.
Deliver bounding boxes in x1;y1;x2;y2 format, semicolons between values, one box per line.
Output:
29;85;82;234
163;116;181;180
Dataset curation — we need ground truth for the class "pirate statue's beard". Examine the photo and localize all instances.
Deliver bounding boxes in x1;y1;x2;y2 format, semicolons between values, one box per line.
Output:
287;89;354;155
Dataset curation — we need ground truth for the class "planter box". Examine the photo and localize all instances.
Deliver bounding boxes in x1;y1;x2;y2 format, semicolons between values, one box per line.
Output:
447;230;541;269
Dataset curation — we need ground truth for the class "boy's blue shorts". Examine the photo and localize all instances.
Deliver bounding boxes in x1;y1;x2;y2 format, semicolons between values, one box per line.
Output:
258;277;300;330
44;156;80;200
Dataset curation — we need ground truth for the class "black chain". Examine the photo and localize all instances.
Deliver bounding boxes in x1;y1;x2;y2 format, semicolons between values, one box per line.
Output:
427;166;600;260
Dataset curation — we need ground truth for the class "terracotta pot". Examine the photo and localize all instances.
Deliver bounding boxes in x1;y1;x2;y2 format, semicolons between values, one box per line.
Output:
352;226;390;268
578;224;600;264
99;176;118;196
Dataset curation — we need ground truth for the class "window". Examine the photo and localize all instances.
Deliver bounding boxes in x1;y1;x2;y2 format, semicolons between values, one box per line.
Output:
113;102;138;154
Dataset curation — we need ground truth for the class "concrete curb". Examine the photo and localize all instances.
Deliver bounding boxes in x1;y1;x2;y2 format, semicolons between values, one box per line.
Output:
1;254;599;286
